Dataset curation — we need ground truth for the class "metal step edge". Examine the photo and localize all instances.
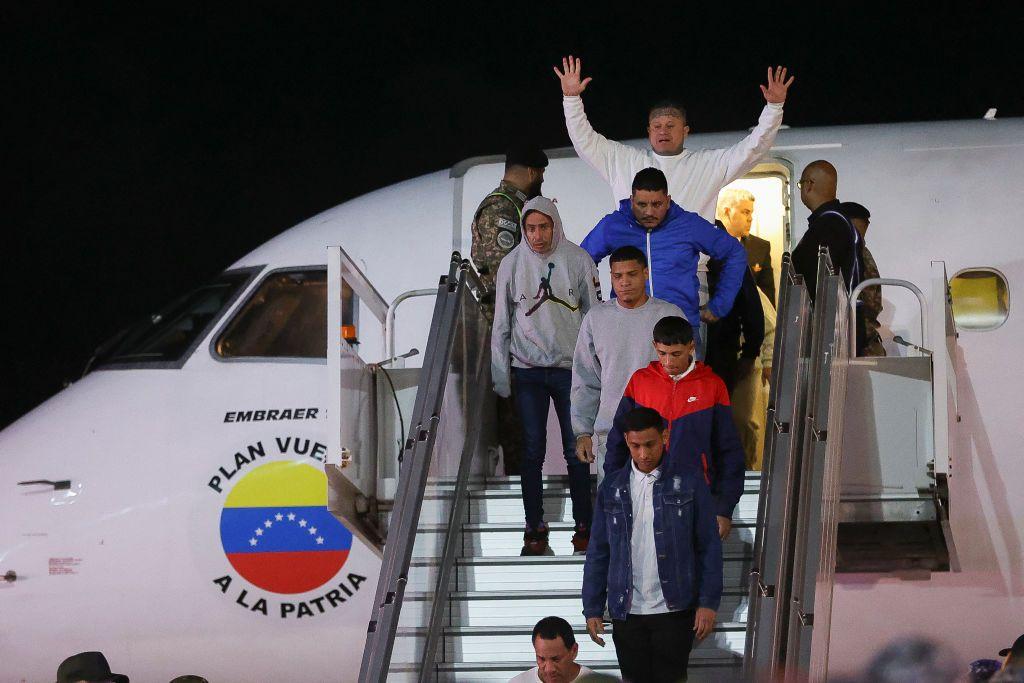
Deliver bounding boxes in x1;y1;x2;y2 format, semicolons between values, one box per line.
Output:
390;657;742;673
402;587;748;601
415;521;756;532
460;487;762;499
479;471;763;484
411;551;750;567
396;622;746;637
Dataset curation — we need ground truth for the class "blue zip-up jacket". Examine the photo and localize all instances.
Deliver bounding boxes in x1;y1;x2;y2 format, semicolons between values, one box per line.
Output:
582;465;723;621
581;199;748;326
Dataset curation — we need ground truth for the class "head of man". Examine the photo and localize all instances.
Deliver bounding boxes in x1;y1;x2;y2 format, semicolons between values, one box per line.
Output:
523;209;555;255
622;407;668;474
840;201;871;240
504;145;549;199
1000;634;1024;671
647;100;689;155
57;651;129;683
798;160;838;212
652;315;695;376
631;168;671;229
609;246;649;307
717;188;756;239
531;616;580;683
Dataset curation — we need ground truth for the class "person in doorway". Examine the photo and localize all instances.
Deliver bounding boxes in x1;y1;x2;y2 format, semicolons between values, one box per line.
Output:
581;168;747;351
554;56;794;220
604;316;745;540
840;201;886;356
470;145;548;474
582;407;722;683
718;187;775;304
571;246;683;486
730;286;776;470
509;616;595;682
492;197;599;556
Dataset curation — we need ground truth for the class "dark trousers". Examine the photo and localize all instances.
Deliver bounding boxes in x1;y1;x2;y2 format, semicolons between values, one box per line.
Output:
511;367;592;530
612;610;697;683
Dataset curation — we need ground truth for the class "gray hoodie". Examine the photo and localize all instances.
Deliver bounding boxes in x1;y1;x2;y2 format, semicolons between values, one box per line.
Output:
491;197;599;398
570;296;685;437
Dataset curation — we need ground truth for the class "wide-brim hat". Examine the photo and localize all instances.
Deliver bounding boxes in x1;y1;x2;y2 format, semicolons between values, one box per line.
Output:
56;651;129;683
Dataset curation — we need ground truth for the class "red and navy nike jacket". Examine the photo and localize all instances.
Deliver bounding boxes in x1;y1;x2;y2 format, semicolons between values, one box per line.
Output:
605;360;745;519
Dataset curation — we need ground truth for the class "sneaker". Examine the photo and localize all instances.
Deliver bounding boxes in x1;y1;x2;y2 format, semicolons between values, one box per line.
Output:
520;523;550;556
571;524;590;555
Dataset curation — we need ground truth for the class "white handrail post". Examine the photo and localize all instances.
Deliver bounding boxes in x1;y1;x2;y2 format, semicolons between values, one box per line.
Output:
327;247;344;468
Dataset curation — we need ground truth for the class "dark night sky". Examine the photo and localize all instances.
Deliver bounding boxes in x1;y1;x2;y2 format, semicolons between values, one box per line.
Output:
4;5;1023;427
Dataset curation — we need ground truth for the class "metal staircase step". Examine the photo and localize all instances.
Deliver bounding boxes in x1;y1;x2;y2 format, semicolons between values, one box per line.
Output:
401;588;749;627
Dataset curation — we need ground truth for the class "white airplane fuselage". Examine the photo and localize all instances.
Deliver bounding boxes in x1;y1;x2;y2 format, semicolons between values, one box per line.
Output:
1;116;1022;681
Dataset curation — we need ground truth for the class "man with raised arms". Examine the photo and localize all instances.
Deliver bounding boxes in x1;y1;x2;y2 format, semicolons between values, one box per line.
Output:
553;56;794;220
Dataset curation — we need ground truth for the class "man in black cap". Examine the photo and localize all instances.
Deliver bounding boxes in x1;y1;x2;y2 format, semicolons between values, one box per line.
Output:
470;144;548;475
1000;633;1024;672
57;651;129;683
840;201;886;356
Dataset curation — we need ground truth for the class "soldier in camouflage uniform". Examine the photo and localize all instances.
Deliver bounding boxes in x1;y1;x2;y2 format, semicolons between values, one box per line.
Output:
471;146;549;474
842;202;886;356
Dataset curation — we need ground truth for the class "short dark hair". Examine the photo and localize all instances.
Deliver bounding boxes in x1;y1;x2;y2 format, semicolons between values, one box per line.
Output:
648;99;687;123
621;407;665;435
839;201;870;221
532;616;576;649
609;245;647;269
632;167;669;194
653;315;693;345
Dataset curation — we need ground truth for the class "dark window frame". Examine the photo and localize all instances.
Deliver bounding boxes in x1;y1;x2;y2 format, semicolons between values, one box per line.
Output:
209;265;334;365
95;266;263;371
950;266;1010;332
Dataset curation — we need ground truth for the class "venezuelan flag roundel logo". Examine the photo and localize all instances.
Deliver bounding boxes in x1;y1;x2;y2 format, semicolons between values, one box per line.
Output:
219;461;353;594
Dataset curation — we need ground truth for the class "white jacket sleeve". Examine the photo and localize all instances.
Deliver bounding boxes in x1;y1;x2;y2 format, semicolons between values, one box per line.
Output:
718;103;785;185
563;96;644;189
490;260;514;398
570;314;601;437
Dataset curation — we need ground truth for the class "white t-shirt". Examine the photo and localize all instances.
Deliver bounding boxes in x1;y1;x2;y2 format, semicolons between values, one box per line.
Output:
508;664;595;682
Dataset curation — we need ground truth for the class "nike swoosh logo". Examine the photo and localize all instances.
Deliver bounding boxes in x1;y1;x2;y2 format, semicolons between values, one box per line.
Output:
688;396;698;403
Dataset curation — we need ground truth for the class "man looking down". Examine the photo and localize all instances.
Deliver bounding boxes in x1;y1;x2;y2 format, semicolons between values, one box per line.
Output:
581;168;747;346
582;407;722;682
604;316;745;540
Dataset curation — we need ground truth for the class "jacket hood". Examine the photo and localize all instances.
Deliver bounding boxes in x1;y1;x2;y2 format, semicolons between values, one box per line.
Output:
520;196;565;256
615;197;687;231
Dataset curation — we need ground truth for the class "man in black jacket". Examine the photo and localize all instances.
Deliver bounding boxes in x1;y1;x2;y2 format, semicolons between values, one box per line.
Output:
705;220;765;393
792;160;866;352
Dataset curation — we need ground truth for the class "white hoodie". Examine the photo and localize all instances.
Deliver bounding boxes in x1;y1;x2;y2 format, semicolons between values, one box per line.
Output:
491;197;600;398
563;96;784;219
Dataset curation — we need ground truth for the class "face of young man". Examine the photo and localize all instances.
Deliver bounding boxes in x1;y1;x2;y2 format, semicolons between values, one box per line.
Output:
533;636;580;683
626;426;668;474
654;340;694;376
610;258;649;306
723;199;755;238
524;212;554;254
647;111;689;155
631;189;671;229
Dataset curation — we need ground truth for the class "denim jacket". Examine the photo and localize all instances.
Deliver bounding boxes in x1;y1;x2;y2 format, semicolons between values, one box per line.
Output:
582;465;722;621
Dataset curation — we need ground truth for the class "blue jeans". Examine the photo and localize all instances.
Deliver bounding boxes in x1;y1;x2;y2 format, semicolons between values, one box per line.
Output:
512;367;592;530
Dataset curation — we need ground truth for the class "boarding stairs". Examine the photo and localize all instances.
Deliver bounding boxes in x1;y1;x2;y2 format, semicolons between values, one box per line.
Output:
327;247;960;682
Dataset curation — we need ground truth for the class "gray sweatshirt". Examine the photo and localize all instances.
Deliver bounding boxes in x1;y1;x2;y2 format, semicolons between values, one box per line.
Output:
491;197;599;398
570;296;685;437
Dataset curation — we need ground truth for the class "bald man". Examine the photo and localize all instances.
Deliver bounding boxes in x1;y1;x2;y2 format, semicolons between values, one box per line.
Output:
793;160;865;351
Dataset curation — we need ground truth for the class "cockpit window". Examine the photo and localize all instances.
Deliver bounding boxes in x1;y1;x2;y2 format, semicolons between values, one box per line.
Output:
94;268;258;369
214;269;331;359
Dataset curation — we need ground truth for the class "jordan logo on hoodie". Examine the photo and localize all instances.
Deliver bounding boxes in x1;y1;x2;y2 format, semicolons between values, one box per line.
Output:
525;262;579;316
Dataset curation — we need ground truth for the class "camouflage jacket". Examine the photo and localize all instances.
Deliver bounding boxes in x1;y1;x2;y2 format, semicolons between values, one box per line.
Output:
859;245;882;322
470;181;527;318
